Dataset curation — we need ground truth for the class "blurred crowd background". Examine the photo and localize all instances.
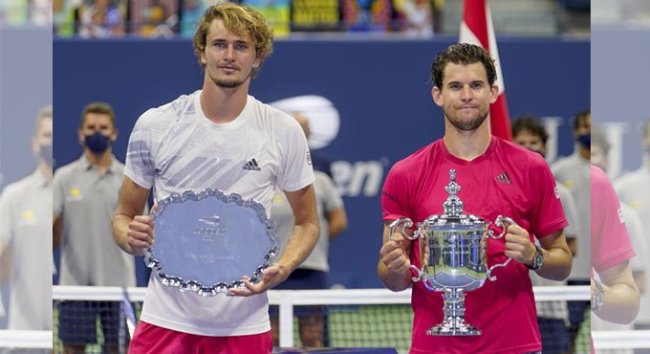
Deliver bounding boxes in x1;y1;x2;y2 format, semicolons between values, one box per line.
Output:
1;0;594;38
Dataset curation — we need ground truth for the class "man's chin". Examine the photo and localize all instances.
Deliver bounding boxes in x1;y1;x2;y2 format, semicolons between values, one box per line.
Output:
212;78;243;88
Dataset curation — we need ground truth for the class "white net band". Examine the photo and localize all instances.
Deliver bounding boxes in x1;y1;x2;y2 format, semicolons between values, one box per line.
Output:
6;285;650;350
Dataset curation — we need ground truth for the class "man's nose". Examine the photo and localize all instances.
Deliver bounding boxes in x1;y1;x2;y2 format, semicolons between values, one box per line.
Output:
225;45;235;59
460;86;473;100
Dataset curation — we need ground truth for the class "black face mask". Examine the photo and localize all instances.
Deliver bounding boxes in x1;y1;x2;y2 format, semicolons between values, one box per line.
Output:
85;132;111;154
39;143;53;166
576;133;590;150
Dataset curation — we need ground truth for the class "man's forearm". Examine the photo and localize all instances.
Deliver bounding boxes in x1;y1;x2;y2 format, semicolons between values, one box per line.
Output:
596;282;640;324
276;222;319;272
535;247;572;281
377;262;411;292
112;213;134;254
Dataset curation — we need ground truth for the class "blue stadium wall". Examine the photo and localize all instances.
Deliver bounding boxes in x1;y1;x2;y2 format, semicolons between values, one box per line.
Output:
53;37;589;288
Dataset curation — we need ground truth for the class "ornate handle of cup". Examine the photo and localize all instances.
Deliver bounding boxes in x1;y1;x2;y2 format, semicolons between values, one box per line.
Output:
388;217;417;241
388;218;428;284
485;215;516;281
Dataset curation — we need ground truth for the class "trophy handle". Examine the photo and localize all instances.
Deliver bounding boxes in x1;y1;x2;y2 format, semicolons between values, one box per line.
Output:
486;215;517;281
409;264;438;292
487;215;516;239
388;217;417;241
409;264;424;282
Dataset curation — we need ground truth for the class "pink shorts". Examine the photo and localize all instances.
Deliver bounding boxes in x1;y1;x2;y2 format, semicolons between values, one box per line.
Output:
129;321;272;354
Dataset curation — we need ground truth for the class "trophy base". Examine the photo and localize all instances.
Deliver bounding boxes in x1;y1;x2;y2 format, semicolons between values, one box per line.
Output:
426;321;481;336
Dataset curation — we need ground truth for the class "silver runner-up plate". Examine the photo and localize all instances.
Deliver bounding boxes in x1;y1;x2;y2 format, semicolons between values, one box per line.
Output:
144;189;279;296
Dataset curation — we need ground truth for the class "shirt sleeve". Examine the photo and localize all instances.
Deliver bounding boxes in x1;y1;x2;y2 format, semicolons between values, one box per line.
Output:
529;158;568;238
381;161;413;222
0;189;13;246
277;117;314;192
52;169;65;217
591;166;635;273
124;113;157;189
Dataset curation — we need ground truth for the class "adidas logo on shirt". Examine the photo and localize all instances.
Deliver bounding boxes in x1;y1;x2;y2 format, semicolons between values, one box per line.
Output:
495;172;511;184
243;158;261;171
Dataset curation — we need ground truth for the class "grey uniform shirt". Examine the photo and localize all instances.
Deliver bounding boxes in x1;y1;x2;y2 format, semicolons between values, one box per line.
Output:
53;155;135;287
271;170;343;272
0;169;52;330
551;151;590;280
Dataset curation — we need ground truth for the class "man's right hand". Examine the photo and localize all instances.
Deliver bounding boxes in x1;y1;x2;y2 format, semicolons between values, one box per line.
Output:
127;215;154;256
379;230;411;276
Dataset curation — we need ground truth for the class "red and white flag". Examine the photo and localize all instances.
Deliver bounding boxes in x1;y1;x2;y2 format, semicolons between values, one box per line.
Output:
460;0;512;140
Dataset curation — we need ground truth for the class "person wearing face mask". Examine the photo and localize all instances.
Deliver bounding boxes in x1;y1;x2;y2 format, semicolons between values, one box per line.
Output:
550;109;592;352
511;115;579;354
0;106;53;342
614;117;650;341
53;102;136;354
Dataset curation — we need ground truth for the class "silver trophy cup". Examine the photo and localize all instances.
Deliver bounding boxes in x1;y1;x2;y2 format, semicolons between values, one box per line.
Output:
389;169;516;336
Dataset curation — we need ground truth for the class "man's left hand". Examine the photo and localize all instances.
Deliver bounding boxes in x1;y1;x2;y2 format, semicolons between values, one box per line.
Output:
228;264;290;297
503;224;536;266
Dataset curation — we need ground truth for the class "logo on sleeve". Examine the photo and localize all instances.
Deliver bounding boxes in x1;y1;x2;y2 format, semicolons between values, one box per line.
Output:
618;207;625;224
242;158;261;171
306;151;312;166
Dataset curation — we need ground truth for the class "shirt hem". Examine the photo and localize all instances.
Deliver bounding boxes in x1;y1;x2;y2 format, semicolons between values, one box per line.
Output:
409;343;541;354
140;313;271;337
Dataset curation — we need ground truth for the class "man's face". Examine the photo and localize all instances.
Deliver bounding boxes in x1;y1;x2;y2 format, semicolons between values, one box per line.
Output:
431;62;498;132
514;130;546;157
200;19;259;89
574;113;591;137
32;116;53;156
78;112;116;145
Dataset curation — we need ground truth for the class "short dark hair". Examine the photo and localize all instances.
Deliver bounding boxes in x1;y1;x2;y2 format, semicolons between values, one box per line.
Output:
80;102;116;128
511;115;549;145
431;43;496;89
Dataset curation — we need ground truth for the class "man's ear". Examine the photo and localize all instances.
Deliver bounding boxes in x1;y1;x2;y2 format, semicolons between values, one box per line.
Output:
431;86;443;107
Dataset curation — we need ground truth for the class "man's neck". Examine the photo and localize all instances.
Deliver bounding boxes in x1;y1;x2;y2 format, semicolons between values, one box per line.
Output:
578;145;590;160
200;79;250;124
443;122;492;161
84;149;112;173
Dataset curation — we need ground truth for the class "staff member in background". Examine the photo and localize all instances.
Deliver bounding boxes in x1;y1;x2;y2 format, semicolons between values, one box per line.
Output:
0;106;53;343
270;113;348;348
53;102;135;354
